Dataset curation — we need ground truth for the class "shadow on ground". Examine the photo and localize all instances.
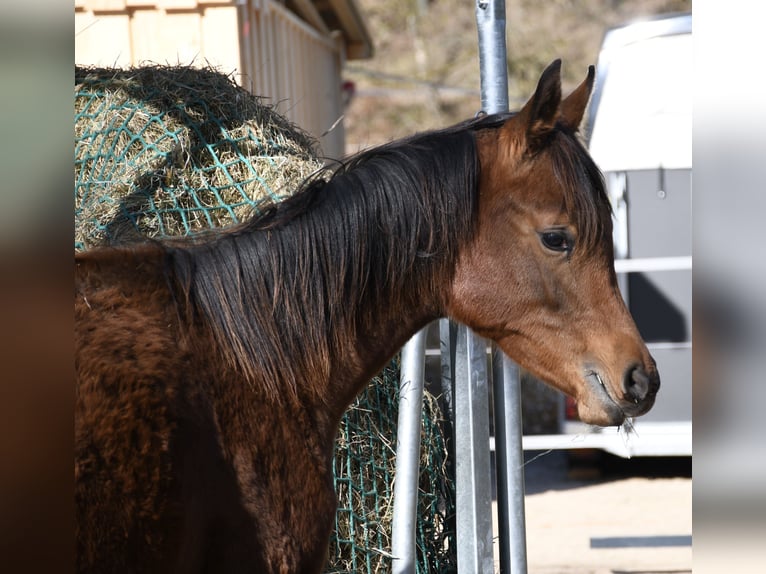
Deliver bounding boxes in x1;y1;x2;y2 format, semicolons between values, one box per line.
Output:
518;450;691;496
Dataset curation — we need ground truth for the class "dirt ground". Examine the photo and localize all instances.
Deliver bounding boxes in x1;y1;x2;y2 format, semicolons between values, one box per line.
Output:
492;450;692;574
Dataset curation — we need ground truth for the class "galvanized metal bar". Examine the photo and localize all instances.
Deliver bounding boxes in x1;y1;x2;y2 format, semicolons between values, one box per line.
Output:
454;323;494;574
453;3;509;566
439;318;457;423
391;329;427;574
492;349;528;574
476;1;529;573
476;0;509;114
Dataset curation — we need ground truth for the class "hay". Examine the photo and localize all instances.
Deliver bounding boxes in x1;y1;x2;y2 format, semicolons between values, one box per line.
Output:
329;362;456;573
75;64;324;249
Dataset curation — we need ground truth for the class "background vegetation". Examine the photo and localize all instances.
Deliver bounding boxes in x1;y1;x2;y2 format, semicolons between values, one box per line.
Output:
343;0;690;152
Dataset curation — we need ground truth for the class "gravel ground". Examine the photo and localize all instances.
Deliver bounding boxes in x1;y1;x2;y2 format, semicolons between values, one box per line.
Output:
492;450;692;574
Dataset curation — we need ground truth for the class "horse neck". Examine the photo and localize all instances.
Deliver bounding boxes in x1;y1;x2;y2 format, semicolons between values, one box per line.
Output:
293;142;482;414
175;129;479;425
323;272;443;417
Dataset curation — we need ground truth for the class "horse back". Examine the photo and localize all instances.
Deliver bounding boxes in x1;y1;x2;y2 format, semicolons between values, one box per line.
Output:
75;245;332;573
76;245;183;569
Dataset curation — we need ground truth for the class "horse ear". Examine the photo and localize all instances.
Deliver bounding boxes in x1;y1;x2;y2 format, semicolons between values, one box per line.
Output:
515;59;562;150
560;65;595;131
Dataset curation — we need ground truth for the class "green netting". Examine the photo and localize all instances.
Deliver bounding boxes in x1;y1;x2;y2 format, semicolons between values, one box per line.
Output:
74;64;457;572
328;360;456;573
74;64;323;250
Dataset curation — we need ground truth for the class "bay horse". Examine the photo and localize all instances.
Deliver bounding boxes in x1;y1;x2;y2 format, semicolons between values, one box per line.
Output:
75;60;659;573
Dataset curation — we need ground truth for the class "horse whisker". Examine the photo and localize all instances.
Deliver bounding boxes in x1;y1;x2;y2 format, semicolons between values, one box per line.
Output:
619;416;638;438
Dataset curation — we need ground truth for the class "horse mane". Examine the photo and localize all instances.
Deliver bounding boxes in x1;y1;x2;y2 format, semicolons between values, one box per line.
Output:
166;112;611;404
169;114;509;403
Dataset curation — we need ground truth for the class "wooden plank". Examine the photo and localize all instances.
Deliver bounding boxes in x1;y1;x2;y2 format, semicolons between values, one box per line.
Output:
279;17;293;120
75;12;132;67
289;0;330;35
310;35;321;139
324;0;372;59
83;0;127;11
249;8;264;94
130;9;202;66
264;10;278;101
200;6;241;72
128;9;164;64
257;7;273;97
294;28;306;129
157;0;200;9
269;0;336;51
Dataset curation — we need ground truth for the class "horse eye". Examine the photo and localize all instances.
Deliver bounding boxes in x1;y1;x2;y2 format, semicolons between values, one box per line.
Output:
541;231;570;252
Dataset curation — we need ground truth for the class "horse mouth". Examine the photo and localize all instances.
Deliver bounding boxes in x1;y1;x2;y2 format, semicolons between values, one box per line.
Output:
580;368;657;426
579;370;626;426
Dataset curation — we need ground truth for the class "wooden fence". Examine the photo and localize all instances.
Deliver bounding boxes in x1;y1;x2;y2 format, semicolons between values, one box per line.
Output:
75;0;346;158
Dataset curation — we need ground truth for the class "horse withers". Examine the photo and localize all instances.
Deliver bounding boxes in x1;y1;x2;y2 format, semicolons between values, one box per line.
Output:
75;60;659;573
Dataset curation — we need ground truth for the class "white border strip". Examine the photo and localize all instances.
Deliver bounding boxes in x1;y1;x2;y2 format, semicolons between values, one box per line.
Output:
614;256;692;273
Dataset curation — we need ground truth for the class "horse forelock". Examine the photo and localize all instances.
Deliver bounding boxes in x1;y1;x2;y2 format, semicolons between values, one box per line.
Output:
168;120;486;404
546;127;613;256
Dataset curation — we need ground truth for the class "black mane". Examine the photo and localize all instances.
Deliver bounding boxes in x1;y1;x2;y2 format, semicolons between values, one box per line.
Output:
169;114;509;402
167;112;611;402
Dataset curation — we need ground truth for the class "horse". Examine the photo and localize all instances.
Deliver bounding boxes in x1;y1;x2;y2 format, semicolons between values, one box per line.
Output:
75;60;659;573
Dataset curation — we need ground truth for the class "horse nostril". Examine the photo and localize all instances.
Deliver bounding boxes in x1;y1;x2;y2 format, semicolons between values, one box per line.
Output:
624;365;652;403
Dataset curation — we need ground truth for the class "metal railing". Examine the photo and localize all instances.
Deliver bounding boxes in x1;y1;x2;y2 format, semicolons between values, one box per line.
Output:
391;2;528;573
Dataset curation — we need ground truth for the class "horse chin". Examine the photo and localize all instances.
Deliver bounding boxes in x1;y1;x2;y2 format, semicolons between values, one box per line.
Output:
576;372;626;427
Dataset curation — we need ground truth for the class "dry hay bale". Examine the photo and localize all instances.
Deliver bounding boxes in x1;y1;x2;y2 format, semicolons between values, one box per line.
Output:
328;361;456;573
75;64;324;249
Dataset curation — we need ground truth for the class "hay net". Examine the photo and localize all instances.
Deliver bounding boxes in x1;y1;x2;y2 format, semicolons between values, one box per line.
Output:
75;64;323;250
74;65;457;572
330;360;457;573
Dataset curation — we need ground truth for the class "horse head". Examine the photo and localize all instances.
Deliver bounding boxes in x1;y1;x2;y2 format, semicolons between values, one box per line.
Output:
448;60;659;427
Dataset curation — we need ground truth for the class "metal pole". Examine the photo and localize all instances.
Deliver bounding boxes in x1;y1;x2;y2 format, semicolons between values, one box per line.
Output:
454;323;494;574
391;329;427;574
492;349;528;574
439;318;457;423
476;0;509;114
476;1;529;573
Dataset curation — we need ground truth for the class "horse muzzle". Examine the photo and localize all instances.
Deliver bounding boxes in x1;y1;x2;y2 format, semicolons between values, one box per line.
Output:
620;363;661;417
577;363;660;426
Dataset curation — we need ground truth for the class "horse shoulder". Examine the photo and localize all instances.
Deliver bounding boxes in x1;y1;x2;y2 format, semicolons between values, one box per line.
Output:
75;244;192;569
200;366;338;572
